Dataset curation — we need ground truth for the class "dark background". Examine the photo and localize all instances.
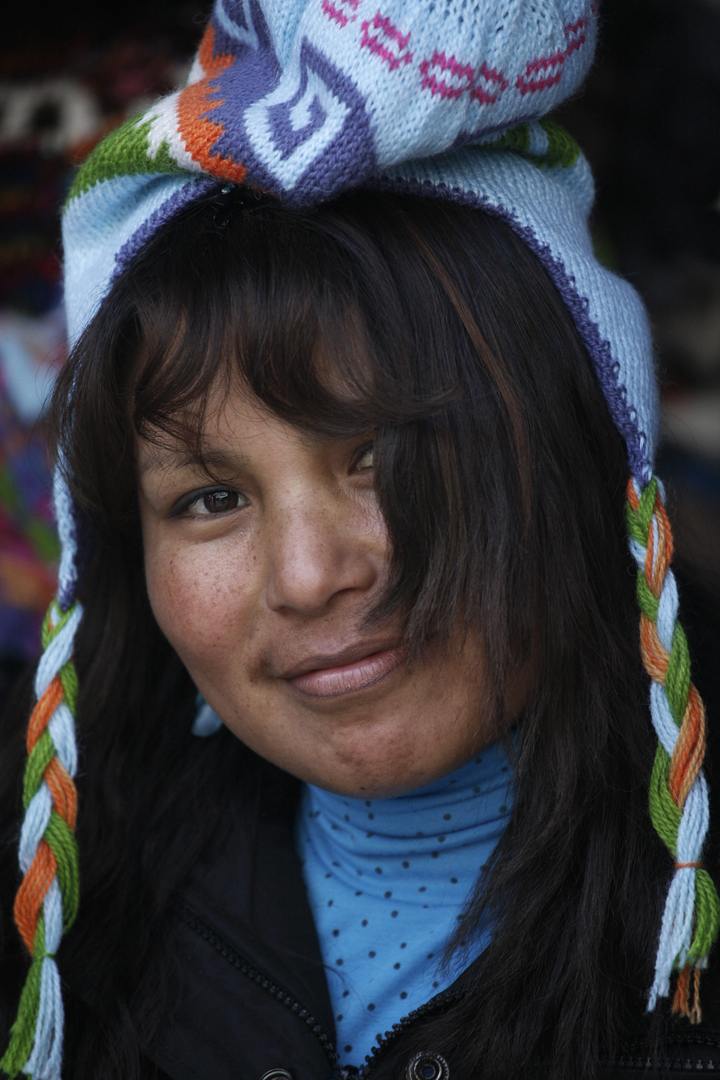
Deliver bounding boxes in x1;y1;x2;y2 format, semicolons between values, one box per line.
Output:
1;0;719;707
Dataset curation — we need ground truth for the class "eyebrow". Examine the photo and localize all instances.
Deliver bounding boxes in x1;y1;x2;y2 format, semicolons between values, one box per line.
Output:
138;428;367;478
138;445;251;478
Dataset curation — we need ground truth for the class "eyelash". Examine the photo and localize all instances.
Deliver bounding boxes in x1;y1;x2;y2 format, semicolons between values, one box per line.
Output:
352;442;375;472
172;443;375;519
171;486;248;518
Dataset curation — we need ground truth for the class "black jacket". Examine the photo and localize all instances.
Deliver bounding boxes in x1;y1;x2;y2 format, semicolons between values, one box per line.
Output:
53;752;720;1080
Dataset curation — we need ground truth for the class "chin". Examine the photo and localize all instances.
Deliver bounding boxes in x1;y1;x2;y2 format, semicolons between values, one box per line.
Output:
290;733;460;799
222;693;482;798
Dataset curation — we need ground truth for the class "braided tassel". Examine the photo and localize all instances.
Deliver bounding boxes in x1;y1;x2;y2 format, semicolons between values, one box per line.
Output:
626;475;720;1021
1;600;82;1080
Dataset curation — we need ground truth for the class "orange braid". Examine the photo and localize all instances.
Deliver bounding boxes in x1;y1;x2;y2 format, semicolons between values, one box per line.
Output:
44;758;78;830
14;842;57;953
27;677;62;748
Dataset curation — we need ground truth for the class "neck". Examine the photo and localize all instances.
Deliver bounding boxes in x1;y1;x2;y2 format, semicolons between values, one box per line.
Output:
301;740;513;893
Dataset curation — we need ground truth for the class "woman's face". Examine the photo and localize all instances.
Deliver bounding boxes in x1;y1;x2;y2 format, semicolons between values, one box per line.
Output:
137;384;528;797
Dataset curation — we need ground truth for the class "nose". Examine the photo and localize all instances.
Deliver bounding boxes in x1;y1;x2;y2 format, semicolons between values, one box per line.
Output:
264;495;382;616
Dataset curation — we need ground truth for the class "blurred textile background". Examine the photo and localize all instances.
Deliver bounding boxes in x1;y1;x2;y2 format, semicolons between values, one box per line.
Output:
1;0;719;707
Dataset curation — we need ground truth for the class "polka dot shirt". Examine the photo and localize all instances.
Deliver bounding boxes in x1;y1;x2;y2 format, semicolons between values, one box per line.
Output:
294;741;513;1066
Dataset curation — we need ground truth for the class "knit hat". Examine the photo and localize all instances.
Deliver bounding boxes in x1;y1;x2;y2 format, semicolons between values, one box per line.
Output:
5;2;718;1076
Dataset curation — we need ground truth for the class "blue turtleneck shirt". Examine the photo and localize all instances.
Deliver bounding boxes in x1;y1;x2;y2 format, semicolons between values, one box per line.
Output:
294;740;513;1066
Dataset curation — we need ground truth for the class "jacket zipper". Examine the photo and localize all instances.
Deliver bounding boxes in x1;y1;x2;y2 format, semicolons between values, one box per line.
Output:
179;905;340;1072
601;1032;720;1073
355;987;465;1078
603;1051;720;1071
179;905;720;1077
179;901;466;1078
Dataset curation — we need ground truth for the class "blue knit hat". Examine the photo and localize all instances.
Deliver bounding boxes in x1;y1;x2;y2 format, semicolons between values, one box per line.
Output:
4;2;718;1077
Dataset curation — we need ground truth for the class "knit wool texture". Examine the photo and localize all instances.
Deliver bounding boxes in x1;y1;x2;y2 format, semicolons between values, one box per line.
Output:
3;2;718;1078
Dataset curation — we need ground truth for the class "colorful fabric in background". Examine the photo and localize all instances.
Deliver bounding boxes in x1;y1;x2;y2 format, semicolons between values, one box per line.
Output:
0;312;62;661
0;140;68;666
0;14;201;665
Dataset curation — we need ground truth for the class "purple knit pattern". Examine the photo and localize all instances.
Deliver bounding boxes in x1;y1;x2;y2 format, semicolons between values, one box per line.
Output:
204;37;378;204
210;0;273;59
113;178;220;282
204;0;280;132
365;173;651;480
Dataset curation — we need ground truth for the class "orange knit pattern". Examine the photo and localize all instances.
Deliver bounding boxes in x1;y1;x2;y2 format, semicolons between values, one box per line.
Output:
177;25;249;183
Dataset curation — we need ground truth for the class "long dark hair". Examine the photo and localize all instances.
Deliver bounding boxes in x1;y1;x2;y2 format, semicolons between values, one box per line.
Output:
0;186;670;1077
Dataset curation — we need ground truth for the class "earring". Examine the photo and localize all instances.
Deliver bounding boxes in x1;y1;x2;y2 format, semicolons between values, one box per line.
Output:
192;693;223;736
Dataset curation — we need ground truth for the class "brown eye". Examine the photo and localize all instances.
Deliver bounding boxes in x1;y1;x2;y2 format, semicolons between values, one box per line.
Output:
172;487;245;517
200;489;240;514
172;485;247;519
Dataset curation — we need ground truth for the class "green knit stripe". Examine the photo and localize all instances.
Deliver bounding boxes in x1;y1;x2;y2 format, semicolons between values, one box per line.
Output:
44;812;80;932
66;114;187;204
635;571;659;621
0;961;41;1076
32;911;47;958
59;657;79;714
40;600;75;649
538;118;581;168
648;744;679;855
0;921;45;1077
664;623;691;729
22;731;55;809
485;120;580;171
687;869;720;965
490;123;530;155
40;602;55;648
626;475;657;545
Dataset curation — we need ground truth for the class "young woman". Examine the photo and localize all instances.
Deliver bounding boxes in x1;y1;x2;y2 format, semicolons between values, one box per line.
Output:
1;3;719;1079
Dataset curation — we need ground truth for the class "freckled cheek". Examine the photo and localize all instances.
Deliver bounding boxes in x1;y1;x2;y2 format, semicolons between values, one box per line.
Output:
143;536;260;665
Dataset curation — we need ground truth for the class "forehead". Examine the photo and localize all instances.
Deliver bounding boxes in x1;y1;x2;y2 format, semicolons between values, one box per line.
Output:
135;381;351;477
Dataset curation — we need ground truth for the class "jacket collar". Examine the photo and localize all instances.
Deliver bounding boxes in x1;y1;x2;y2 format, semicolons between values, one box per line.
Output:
173;753;336;1034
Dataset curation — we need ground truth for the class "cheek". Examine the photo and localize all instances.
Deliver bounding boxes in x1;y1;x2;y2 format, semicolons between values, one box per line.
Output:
143;532;259;665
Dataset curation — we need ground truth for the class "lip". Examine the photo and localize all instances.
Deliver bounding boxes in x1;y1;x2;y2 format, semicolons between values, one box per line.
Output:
281;641;406;699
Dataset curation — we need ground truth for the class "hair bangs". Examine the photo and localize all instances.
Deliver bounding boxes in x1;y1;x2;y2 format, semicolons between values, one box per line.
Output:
128;189;451;471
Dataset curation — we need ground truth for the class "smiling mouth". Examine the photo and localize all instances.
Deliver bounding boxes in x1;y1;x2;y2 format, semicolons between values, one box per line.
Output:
285;645;407;699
